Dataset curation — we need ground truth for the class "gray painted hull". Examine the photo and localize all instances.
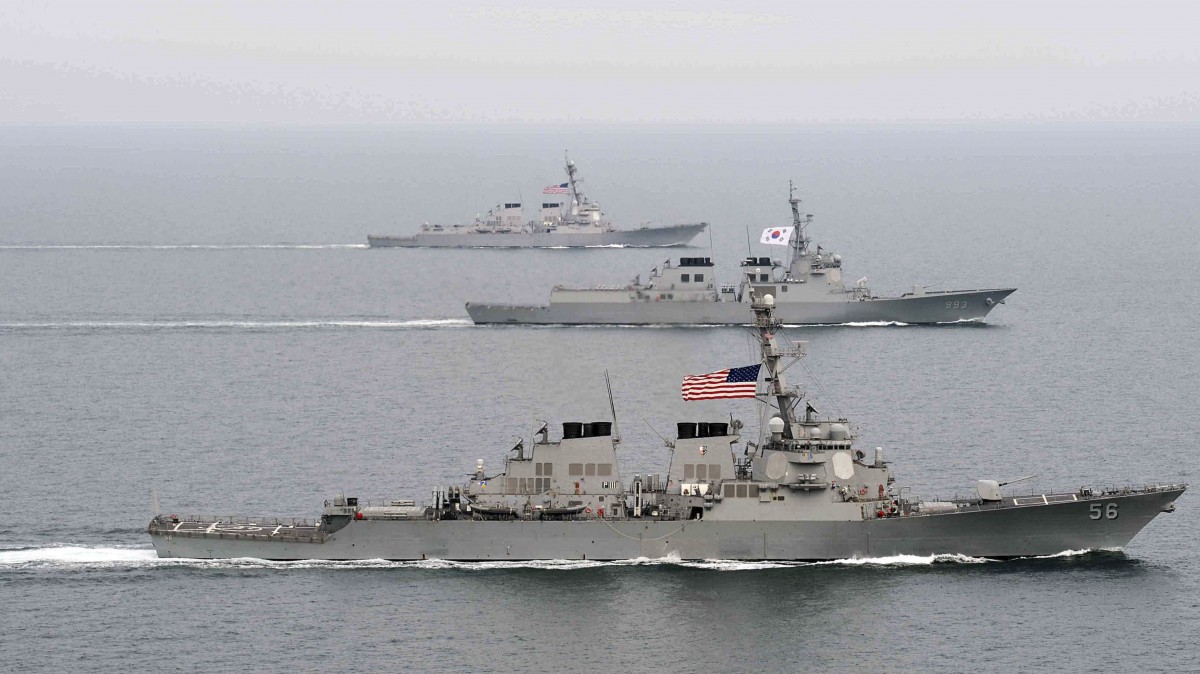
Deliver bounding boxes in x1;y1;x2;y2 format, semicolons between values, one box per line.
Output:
150;488;1180;561
367;223;706;248
466;288;1017;325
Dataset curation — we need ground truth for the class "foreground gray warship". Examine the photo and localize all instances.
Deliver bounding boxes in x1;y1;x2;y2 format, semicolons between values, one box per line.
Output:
367;158;706;248
148;296;1183;561
466;185;1015;325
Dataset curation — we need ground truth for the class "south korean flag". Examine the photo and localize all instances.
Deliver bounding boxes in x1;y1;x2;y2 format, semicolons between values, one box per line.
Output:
760;226;794;246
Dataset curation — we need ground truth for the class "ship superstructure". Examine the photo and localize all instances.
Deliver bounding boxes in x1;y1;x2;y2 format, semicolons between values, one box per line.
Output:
466;183;1015;324
149;295;1181;561
366;157;706;248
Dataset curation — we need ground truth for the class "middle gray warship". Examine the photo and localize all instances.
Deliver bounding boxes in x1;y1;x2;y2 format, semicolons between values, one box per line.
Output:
466;184;1016;325
148;295;1183;561
367;157;706;248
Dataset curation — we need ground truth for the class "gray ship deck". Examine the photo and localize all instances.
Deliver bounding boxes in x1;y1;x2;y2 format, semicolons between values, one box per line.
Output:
148;484;1185;561
154;516;327;544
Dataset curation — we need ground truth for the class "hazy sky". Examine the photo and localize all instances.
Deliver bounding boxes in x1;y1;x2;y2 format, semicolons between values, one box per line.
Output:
2;0;1197;124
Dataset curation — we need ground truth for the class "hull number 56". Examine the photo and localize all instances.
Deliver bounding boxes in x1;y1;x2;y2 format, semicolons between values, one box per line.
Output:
1089;502;1118;520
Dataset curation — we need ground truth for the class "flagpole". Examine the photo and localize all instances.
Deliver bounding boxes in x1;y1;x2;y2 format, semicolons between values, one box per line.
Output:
604;370;620;445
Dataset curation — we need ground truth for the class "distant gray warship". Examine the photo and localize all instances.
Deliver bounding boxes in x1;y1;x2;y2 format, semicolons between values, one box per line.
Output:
149;295;1183;561
466;185;1015;325
367;157;706;248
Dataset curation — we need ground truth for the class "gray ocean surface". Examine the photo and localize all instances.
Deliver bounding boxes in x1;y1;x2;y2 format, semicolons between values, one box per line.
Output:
1;124;1198;672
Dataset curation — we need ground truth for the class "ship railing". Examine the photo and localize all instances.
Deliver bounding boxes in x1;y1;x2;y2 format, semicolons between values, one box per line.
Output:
350;499;426;508
159;514;320;528
921;483;1186;508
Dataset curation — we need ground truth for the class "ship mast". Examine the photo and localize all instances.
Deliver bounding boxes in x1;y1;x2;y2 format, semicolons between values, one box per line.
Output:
787;181;813;276
752;292;801;439
565;153;585;212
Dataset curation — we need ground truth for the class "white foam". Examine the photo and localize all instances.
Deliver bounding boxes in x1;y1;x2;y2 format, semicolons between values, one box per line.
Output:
0;546;159;566
0;547;1001;571
1030;548;1111;559
810;553;991;566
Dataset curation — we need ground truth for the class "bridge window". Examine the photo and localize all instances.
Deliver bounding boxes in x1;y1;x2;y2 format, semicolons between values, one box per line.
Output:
681;274;690;282
709;465;721;480
736;484;748;498
684;464;695;479
598;464;612;476
749;485;760;497
543;463;552;475
569;463;583;476
724;483;735;497
694;274;704;282
585;463;596;476
535;463;543;476
760;274;769;282
696;465;707;480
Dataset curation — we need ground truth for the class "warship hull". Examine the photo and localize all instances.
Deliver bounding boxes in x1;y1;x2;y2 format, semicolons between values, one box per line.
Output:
466;288;1017;325
149;486;1181;561
367;223;706;248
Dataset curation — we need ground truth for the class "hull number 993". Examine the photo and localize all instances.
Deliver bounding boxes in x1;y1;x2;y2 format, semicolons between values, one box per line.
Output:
945;300;968;309
1089;502;1118;520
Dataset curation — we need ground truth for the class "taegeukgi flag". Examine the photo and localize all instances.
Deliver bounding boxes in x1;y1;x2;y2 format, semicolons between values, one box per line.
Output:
760;226;794;246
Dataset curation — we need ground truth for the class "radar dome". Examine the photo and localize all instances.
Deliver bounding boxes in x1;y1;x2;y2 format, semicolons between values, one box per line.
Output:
808;425;825;439
829;423;849;441
833;254;842;263
768;417;785;434
764;294;775;306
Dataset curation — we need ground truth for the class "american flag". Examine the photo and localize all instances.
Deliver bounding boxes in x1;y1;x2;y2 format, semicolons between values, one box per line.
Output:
543;183;569;194
682;364;761;401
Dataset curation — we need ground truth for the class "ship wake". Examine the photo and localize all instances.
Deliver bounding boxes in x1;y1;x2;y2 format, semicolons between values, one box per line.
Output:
0;243;369;250
0;318;473;331
0;545;1121;571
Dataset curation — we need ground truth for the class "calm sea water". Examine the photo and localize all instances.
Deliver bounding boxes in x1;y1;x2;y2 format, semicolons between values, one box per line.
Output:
1;125;1198;672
